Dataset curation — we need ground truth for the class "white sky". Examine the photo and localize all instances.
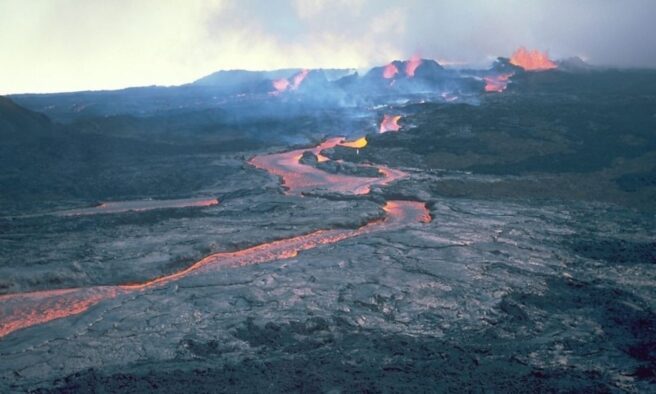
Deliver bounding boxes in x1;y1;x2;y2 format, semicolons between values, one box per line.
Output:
1;0;654;94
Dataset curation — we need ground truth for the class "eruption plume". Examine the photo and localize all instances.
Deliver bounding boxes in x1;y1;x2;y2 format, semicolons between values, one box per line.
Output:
510;47;557;71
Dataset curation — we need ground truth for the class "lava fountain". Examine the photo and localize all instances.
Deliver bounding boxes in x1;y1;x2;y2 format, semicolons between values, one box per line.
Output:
291;69;309;89
405;55;422;77
273;78;290;92
510;47;557;71
272;69;309;93
380;115;402;133
383;63;399;79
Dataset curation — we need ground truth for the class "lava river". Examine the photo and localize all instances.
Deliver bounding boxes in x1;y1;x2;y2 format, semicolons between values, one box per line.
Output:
249;137;406;195
0;139;429;338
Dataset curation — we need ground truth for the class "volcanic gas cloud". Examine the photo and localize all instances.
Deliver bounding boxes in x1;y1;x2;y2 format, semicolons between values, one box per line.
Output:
510;47;557;71
380;115;402;133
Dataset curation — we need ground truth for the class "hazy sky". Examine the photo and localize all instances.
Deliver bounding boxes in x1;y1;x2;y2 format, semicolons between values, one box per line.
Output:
1;0;654;94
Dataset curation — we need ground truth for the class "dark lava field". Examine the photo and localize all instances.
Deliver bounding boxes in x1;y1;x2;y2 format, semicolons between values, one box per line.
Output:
1;60;655;392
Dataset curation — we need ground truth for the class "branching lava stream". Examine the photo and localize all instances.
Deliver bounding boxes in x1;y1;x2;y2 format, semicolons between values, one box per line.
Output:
0;138;430;338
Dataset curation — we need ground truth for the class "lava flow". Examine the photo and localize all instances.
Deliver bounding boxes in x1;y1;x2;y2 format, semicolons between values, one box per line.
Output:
484;73;514;93
1;135;428;339
510;47;557;71
380;115;402;133
273;69;309;93
250;137;406;195
0;198;429;338
56;198;219;216
339;136;368;149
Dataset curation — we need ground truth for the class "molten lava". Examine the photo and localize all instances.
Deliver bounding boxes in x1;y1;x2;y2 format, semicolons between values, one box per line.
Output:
510;47;557;71
0;130;430;338
379;115;402;133
57;198;219;216
384;200;432;224
0;197;428;338
291;69;309;89
250;137;406;195
405;55;422;77
339;136;368;149
484;72;514;93
273;78;290;92
383;63;399;79
272;69;309;93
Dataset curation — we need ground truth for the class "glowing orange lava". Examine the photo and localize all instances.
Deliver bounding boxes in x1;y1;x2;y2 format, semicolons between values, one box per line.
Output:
291;69;309;89
510;47;557;71
0;199;428;338
0;135;429;338
383;63;399;79
379;115;402;133
484;72;514;93
271;69;309;93
250;137;406;195
57;198;219;216
339;137;367;149
405;55;422;77
273;78;290;92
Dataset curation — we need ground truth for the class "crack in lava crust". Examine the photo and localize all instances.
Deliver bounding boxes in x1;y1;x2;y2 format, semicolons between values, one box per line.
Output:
0;140;429;339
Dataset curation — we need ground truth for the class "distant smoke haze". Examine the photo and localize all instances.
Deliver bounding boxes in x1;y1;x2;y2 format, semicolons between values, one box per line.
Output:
1;0;654;94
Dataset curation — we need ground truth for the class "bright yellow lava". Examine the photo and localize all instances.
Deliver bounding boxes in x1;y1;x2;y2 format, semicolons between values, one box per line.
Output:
339;137;368;149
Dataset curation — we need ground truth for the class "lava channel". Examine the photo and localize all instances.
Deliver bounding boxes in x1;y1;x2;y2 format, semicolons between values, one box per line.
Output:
0;200;429;338
249;137;406;195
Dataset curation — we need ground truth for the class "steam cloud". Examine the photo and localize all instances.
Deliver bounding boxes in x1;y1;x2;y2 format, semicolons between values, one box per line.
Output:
1;0;655;94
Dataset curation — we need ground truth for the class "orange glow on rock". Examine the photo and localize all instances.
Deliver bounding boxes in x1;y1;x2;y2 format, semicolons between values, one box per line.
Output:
291;69;309;89
405;55;422;77
0;287;124;338
383;200;431;224
510;47;557;71
379;115;402;133
383;63;399;79
316;154;330;163
271;69;308;93
339;136;368;149
273;78;290;92
484;72;514;93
